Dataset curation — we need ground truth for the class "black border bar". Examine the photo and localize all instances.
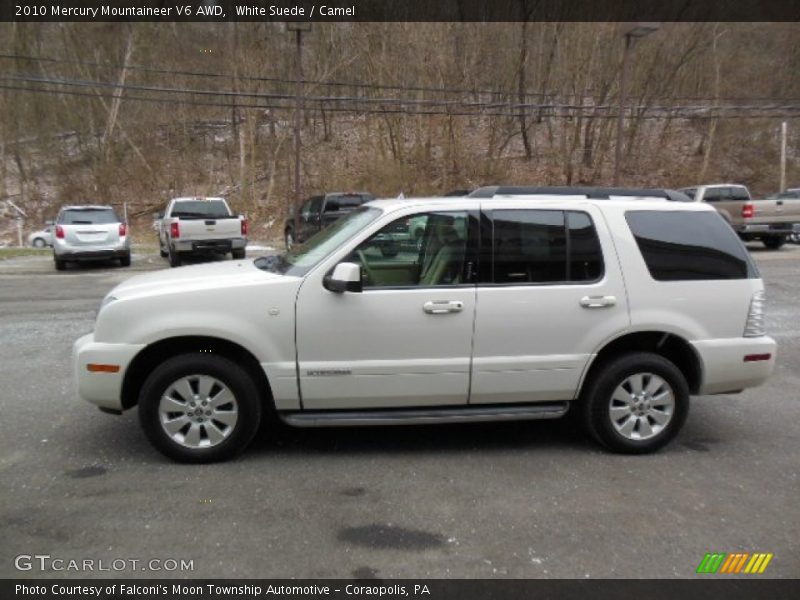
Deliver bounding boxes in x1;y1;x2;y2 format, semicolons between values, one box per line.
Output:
4;579;800;600
3;0;800;22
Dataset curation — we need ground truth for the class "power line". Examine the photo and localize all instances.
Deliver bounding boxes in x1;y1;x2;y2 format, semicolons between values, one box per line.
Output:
2;82;799;121
4;73;800;120
2;51;800;106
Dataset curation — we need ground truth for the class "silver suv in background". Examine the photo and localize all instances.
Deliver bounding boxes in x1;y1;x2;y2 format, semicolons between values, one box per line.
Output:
53;205;131;271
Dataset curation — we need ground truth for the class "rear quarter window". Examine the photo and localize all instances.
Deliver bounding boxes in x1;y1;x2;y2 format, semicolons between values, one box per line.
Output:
58;209;120;224
626;210;758;281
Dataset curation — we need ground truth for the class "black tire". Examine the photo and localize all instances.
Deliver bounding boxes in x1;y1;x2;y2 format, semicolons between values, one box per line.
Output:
168;245;182;267
119;253;131;267
580;352;689;454
232;248;246;260
54;259;66;271
138;353;263;463
32;238;46;248
762;236;786;250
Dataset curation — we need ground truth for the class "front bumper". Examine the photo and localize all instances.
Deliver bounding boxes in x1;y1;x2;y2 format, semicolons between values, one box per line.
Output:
173;237;247;253
692;336;777;395
73;333;145;411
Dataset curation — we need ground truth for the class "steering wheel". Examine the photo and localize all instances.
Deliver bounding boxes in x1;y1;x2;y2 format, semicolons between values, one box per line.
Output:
356;249;377;285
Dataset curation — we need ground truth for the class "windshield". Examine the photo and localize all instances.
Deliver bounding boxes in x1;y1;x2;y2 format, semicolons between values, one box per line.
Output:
255;206;382;277
59;208;120;225
171;200;231;219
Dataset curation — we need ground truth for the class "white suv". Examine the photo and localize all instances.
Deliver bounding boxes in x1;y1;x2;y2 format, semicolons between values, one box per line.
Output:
73;187;776;462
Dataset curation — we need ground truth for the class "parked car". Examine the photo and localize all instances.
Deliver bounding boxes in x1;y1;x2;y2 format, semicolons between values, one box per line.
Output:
27;225;54;247
678;184;800;249
74;186;775;462
157;197;247;267
284;192;375;249
53;206;130;271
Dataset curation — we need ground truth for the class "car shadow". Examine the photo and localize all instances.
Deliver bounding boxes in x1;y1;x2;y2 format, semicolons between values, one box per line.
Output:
247;416;594;458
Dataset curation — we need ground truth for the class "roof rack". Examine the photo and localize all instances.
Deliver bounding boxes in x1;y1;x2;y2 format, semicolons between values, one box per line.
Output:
468;186;692;202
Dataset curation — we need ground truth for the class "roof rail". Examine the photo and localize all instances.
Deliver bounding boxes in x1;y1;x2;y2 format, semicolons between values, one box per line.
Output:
468;186;692;202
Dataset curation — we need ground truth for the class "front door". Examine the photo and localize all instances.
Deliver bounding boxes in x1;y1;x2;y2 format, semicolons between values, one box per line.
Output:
295;210;478;409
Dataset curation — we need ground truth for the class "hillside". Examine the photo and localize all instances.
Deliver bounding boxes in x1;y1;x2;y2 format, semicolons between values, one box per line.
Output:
1;22;799;245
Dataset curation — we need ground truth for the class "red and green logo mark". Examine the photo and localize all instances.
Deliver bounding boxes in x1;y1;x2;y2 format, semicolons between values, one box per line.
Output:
696;552;773;574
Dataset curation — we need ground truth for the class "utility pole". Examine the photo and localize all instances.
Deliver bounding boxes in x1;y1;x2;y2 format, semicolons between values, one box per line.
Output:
286;22;311;247
614;23;659;186
780;121;787;193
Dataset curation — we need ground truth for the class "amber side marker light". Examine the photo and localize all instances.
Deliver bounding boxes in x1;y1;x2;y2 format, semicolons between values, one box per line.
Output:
87;364;120;373
743;354;771;362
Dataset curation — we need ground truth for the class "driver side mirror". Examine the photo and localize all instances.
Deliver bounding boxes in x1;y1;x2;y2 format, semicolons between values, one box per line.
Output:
324;262;362;293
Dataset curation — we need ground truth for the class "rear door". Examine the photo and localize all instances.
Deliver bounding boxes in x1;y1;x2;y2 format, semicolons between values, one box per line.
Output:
470;205;629;404
59;208;121;247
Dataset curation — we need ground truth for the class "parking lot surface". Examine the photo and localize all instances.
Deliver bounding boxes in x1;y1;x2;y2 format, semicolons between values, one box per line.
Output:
0;246;798;578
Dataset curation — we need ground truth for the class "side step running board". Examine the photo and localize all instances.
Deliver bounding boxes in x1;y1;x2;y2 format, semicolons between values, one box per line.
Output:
280;402;569;428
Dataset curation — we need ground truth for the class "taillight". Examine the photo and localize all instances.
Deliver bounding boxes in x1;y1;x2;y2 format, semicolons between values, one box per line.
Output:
742;203;754;219
119;223;127;237
55;225;65;239
743;290;766;337
241;219;248;236
170;222;180;239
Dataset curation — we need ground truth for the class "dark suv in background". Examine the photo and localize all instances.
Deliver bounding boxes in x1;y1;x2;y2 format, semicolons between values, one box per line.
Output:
284;192;375;249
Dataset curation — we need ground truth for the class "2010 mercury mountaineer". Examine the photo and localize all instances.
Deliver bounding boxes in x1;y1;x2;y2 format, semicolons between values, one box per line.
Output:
73;186;776;462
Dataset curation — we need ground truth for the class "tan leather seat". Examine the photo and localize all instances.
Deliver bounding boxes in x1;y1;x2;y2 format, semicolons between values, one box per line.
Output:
419;222;465;285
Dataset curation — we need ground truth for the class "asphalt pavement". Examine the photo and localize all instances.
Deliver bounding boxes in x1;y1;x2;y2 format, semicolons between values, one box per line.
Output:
0;245;798;579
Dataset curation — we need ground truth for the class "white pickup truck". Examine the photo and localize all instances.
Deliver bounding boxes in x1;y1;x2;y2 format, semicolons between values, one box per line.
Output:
157;197;248;267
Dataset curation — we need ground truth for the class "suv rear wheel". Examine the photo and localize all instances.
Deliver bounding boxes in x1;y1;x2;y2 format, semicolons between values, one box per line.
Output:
138;354;262;463
581;352;689;454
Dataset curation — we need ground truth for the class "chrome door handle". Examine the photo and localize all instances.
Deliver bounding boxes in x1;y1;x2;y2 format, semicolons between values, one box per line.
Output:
423;300;464;314
580;295;617;308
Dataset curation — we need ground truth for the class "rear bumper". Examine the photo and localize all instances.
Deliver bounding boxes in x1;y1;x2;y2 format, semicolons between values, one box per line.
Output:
692;336;777;395
73;333;145;411
173;237;247;253
736;223;800;234
54;239;130;260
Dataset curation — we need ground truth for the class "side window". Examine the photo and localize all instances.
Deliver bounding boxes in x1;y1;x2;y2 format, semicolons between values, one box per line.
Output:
703;188;723;202
681;188;696;200
350;211;470;288
492;210;566;283
730;187;750;201
567;211;604;281
307;197;323;217
488;210;604;284
626;210;757;281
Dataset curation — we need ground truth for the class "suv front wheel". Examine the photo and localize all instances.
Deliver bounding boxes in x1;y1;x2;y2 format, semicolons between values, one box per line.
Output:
581;352;689;454
138;354;262;463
